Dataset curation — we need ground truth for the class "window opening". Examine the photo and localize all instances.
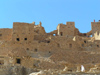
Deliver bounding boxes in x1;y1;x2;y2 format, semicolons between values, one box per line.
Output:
16;38;20;41
47;41;50;43
53;34;56;36
24;38;27;40
97;45;99;47
60;32;63;36
84;40;86;43
16;58;21;64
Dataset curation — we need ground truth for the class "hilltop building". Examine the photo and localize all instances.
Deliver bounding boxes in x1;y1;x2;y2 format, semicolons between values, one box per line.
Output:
0;21;100;73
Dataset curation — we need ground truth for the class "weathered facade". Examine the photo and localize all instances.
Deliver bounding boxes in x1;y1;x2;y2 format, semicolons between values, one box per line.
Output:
0;21;100;74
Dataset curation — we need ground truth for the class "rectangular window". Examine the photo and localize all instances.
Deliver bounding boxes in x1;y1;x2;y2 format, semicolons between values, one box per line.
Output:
16;58;21;64
47;41;50;43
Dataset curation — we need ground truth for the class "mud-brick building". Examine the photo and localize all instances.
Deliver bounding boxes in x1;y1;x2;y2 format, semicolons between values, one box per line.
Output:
0;21;100;73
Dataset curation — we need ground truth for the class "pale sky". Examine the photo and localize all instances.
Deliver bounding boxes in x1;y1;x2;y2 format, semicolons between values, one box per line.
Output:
0;0;100;33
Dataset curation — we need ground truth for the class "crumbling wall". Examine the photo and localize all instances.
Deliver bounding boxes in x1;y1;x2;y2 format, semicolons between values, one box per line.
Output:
57;22;75;36
91;22;100;36
1;21;100;74
34;26;46;34
94;31;100;40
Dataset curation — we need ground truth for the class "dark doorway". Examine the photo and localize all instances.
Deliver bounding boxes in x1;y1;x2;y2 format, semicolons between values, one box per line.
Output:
84;40;86;43
16;58;21;64
60;32;63;36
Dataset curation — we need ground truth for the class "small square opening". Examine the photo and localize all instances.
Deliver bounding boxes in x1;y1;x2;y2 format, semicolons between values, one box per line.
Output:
16;38;20;41
84;40;86;43
16;58;21;64
47;41;50;43
53;34;56;36
24;38;27;40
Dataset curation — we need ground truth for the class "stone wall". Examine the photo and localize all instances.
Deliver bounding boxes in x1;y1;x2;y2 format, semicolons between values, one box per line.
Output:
57;22;75;36
91;22;100;36
0;29;12;41
12;22;35;42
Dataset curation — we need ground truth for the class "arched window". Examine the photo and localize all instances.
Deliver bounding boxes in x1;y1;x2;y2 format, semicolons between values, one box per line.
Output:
47;41;50;43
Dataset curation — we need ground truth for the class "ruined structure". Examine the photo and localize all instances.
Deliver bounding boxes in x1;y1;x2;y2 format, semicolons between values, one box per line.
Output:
0;21;100;75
